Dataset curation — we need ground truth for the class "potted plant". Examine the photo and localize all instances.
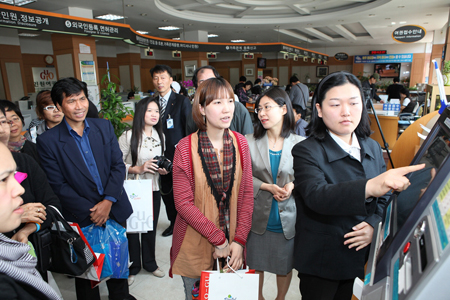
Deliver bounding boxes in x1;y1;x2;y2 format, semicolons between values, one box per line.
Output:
100;74;134;139
305;74;310;83
443;60;450;86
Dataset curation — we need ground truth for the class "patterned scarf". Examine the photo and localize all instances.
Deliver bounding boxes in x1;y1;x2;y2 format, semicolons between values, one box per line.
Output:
0;234;61;300
198;129;236;239
8;135;27;152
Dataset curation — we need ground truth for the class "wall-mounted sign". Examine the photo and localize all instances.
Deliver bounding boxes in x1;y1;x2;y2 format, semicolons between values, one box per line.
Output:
354;53;413;64
32;67;57;92
392;25;426;43
369;50;387;55
334;52;349;61
80;61;96;86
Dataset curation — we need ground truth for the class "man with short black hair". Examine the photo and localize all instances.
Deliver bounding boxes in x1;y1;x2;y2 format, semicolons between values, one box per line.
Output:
362;75;382;103
386;77;403;101
37;77;135;300
289;75;309;120
150;65;191;237
252;78;262;95
235;75;247;94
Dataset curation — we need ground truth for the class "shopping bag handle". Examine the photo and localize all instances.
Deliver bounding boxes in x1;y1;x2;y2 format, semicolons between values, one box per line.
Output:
215;258;243;278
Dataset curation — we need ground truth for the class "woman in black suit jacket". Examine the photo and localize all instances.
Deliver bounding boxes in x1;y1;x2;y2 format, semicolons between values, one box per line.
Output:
292;71;423;300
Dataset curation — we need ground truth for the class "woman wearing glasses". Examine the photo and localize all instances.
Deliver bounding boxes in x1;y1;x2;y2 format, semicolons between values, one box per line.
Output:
0;100;40;164
25;91;64;143
246;87;304;300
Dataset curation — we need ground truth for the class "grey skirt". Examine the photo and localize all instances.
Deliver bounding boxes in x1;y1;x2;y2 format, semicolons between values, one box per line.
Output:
246;230;294;275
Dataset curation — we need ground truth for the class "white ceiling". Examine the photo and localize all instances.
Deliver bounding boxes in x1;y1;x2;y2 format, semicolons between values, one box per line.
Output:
18;0;450;50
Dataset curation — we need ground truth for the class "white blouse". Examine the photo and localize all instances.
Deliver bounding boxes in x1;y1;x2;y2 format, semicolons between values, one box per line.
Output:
118;128;163;191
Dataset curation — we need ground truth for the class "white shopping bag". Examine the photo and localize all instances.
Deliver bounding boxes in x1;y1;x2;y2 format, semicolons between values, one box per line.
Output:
124;178;153;232
199;259;259;300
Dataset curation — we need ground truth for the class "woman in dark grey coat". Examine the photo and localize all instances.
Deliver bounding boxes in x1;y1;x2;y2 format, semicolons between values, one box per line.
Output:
292;71;423;300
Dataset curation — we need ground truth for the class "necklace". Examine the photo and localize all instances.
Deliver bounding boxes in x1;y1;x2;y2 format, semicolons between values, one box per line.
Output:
268;137;279;149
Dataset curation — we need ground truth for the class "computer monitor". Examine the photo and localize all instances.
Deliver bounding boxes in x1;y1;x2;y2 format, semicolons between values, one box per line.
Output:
372;108;450;283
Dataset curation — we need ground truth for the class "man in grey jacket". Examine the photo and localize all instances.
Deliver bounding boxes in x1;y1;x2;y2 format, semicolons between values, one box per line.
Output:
289;76;309;120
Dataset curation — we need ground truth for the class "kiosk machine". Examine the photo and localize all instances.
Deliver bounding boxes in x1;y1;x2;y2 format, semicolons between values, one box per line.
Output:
362;108;450;299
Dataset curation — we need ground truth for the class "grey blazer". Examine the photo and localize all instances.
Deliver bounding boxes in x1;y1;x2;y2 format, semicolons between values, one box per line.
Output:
246;133;305;239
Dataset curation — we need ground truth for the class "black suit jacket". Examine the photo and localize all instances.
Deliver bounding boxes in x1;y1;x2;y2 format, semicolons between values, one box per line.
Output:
386;83;403;101
37;118;132;227
161;91;192;161
292;134;389;280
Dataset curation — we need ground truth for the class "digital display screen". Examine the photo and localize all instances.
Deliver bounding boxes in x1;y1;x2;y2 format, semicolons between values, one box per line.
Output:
374;63;400;78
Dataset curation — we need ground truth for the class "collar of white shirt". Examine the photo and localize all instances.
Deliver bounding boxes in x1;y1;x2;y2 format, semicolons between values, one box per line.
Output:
160;89;172;102
328;131;361;162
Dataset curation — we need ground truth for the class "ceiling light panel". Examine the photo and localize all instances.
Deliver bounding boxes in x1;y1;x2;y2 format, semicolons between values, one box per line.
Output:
158;26;180;30
95;14;125;21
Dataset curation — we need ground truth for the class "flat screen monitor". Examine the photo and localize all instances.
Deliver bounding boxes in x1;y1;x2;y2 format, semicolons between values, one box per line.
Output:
374;63;400;78
257;57;266;69
373;108;450;283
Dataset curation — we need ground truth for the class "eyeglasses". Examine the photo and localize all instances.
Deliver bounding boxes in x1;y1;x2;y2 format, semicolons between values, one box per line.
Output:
7;117;21;125
43;105;58;111
254;105;282;114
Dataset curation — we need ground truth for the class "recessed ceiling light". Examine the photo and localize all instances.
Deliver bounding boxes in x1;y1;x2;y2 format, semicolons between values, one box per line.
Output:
369;14;375;17
208;34;219;38
0;0;36;6
18;32;39;37
426;14;432;16
95;14;125;21
231;39;246;43
140;13;147;16
399;21;407;24
172;37;180;40
163;19;169;22
137;31;148;34
188;24;193;26
125;4;133;7
158;26;180;31
391;22;396;25
398;6;405;8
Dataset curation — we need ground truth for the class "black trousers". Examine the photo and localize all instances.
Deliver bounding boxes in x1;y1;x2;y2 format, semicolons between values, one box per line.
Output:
127;191;161;275
160;173;177;224
75;277;129;300
298;273;354;300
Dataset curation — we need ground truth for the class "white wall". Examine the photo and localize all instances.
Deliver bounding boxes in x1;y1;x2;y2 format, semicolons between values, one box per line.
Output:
20;35;53;54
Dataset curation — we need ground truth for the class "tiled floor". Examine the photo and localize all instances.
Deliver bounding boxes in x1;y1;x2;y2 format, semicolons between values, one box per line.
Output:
52;202;302;299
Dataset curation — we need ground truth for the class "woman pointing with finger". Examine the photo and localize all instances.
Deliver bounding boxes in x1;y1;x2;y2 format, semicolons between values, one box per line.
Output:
292;71;424;300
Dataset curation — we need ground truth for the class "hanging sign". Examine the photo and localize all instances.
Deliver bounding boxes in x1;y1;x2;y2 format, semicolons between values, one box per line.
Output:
334;52;349;61
392;25;426;43
354;53;413;64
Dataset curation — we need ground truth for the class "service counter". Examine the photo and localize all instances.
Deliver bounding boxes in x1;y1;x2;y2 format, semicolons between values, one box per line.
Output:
368;112;399;150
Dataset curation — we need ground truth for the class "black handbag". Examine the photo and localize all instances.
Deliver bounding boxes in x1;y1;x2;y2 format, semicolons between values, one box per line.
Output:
29;228;52;281
46;206;95;276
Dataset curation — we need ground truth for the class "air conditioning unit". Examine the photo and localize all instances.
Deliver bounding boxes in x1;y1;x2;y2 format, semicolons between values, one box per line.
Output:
172;51;181;58
145;48;154;57
283;53;289;60
293;55;298;61
207;52;217;59
311;58;315;63
323;60;327;65
243;53;254;59
303;57;308;62
318;59;322;65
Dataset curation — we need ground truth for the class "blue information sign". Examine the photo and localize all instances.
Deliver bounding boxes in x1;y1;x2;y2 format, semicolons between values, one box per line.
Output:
354;53;413;64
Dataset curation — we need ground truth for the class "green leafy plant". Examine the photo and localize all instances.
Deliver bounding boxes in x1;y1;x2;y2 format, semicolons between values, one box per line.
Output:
100;74;134;139
442;60;450;75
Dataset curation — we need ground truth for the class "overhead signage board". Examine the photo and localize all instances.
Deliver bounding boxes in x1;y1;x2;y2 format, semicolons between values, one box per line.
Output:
392;25;426;43
0;4;328;60
354;53;413;64
334;52;349;61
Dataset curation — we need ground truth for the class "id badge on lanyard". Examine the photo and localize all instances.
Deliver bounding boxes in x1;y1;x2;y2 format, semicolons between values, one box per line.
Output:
167;115;174;129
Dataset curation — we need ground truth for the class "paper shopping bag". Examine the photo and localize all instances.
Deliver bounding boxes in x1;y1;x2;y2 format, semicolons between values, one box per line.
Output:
75;252;105;281
124;178;153;232
199;269;259;300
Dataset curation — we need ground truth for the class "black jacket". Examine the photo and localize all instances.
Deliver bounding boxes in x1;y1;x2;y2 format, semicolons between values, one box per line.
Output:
0;273;48;300
161;91;192;161
292;134;389;280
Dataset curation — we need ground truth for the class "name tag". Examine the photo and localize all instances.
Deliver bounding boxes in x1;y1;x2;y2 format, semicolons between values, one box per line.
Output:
167;116;174;129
